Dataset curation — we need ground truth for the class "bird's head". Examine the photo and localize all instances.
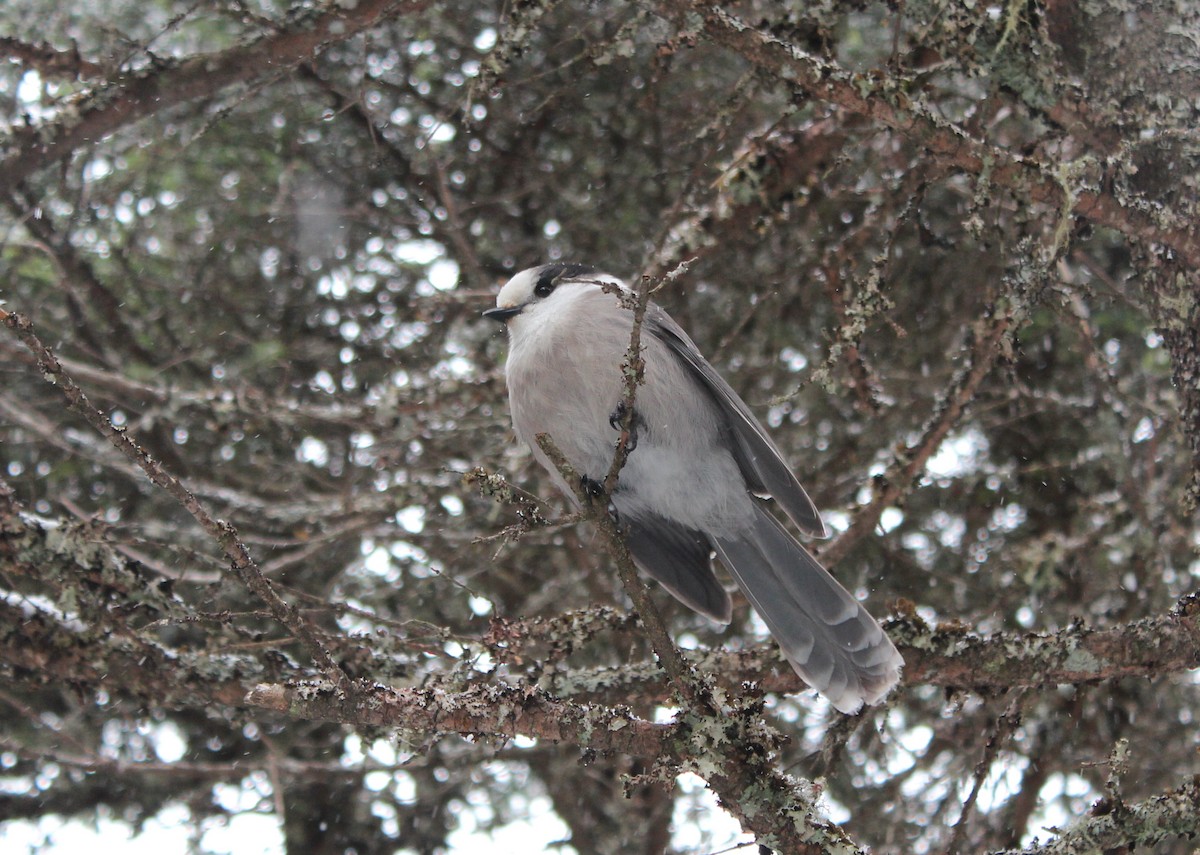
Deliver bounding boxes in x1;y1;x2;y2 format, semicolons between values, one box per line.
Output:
483;263;626;327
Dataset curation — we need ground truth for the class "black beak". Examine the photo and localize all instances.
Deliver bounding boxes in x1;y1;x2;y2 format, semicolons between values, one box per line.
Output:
483;306;521;323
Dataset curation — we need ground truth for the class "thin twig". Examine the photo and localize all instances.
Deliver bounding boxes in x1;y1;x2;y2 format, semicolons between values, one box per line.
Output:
534;433;706;706
602;273;653;494
944;691;1027;855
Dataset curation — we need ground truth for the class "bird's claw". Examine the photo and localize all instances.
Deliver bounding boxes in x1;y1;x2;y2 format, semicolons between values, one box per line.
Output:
608;401;642;452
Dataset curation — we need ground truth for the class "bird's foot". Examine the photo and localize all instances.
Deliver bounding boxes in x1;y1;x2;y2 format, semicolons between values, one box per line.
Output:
580;474;606;499
608;401;642;452
579;475;620;523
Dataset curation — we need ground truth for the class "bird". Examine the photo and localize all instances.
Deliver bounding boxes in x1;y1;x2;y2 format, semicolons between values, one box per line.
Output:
484;263;902;713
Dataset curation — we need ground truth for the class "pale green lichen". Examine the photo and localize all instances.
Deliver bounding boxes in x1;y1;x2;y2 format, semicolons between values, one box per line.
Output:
1059;643;1103;676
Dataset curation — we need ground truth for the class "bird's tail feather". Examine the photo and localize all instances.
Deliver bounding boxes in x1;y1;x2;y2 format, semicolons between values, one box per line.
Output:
713;506;902;713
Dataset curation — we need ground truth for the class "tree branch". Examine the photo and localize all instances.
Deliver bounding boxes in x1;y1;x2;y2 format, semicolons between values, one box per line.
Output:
0;0;425;196
0;35;105;79
534;265;699;702
651;1;1200;269
533;433;700;699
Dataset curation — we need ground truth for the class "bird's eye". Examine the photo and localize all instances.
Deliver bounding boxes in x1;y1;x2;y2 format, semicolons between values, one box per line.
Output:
533;273;557;298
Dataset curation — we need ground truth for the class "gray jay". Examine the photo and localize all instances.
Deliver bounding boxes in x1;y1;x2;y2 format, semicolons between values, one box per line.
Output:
485;263;902;713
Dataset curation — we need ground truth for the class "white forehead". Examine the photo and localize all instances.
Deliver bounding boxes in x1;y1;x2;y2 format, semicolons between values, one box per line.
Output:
494;266;626;308
494;267;541;308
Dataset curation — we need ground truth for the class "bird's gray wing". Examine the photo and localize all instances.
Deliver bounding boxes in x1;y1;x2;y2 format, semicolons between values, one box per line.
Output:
645;304;828;538
712;505;902;713
622;512;731;624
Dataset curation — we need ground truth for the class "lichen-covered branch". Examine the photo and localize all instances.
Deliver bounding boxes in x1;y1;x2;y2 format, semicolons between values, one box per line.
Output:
900;602;1200;691
246;680;671;757
524;606;1200;706
646;119;848;277
994;776;1200;855
517;268;684;694
246;679;865;855
0;596;261;712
